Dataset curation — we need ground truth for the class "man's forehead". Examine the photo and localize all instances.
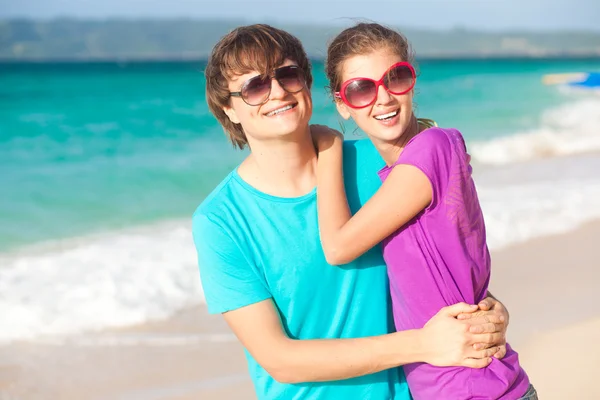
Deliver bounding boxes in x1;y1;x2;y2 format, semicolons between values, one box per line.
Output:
227;70;258;85
226;59;297;85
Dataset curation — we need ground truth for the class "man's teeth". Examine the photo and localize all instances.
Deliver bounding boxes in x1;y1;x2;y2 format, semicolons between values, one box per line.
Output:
374;110;398;120
266;105;293;116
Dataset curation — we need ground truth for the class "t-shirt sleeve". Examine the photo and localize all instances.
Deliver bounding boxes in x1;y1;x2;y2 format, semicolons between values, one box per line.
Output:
394;128;455;210
192;212;271;314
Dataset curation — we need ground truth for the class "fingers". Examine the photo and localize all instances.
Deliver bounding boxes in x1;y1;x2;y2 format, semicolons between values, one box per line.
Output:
463;312;505;325
456;312;473;320
478;297;494;311
494;344;507;359
470;332;505;348
443;302;478;317
468;345;500;360
469;322;504;334
457;310;505;324
462;357;492;369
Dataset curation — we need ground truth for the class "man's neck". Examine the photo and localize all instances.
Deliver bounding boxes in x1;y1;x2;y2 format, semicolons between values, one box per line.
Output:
237;127;318;198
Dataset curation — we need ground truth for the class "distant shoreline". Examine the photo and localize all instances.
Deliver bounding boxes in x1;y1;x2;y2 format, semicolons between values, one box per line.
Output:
3;19;600;62
2;54;600;64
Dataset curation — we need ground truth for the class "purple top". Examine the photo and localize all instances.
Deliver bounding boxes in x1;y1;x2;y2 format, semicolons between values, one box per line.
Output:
378;128;529;399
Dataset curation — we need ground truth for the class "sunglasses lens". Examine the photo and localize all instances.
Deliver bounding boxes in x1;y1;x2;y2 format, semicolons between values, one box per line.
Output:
344;80;377;108
242;76;271;105
276;66;305;93
240;66;305;105
385;65;414;94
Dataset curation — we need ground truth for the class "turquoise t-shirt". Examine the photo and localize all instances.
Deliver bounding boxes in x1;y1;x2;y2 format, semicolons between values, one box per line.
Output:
192;139;411;399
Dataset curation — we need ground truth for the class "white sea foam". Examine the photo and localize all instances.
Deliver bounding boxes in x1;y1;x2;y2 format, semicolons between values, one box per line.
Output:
470;97;600;165
0;221;204;343
480;179;600;250
473;149;600;249
4;162;600;344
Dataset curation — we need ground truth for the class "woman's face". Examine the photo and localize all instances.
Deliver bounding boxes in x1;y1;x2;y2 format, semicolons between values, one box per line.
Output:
336;48;415;146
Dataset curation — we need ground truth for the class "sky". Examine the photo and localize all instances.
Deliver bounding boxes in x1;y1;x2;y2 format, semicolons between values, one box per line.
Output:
1;0;599;32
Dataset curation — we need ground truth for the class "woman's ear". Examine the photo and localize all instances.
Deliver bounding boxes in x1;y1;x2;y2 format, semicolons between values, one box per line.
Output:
223;105;241;124
335;100;351;120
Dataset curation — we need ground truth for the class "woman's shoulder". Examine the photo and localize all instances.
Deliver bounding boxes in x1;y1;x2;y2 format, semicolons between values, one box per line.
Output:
399;127;469;172
409;126;465;149
408;126;449;147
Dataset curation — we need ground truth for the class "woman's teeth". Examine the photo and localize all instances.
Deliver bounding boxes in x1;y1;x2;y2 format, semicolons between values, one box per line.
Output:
374;110;398;120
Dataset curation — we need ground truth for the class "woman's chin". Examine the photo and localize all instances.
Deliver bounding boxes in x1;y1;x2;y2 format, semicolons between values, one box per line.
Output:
367;122;406;142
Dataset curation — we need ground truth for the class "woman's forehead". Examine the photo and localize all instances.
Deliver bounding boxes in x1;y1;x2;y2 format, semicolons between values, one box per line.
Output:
342;50;403;80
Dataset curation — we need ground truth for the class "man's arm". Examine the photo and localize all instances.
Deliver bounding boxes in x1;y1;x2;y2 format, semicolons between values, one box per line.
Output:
224;299;505;384
194;203;509;383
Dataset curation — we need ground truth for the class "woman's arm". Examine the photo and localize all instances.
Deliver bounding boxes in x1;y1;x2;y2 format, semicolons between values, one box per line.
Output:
315;131;431;265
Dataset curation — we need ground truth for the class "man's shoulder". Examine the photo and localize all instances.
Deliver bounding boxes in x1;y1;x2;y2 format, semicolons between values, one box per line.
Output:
192;170;238;222
343;137;377;155
341;138;385;210
342;138;384;170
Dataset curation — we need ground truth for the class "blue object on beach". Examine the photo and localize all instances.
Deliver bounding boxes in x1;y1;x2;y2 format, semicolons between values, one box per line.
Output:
569;72;600;88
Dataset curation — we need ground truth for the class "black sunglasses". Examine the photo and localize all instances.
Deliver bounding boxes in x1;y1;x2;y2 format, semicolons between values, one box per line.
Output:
229;65;306;106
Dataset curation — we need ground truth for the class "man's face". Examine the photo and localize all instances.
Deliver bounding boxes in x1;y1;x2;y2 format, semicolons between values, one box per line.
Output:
223;59;313;145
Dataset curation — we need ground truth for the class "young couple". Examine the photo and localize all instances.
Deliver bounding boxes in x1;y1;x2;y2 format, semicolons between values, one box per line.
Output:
193;23;537;399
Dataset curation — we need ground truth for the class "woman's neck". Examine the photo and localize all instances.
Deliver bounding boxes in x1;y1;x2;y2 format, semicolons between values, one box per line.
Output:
374;115;422;166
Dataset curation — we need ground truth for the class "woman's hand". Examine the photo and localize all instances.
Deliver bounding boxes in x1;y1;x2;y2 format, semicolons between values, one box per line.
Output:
310;124;343;154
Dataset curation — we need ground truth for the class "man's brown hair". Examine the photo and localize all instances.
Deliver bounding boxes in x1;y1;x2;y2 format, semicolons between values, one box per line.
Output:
205;24;313;149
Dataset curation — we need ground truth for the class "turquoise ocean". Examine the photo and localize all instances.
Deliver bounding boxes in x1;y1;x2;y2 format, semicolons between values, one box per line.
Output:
2;58;600;342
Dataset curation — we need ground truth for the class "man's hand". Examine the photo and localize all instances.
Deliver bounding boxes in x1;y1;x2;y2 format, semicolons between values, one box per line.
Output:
477;296;510;326
457;296;509;359
310;124;343;154
420;303;504;369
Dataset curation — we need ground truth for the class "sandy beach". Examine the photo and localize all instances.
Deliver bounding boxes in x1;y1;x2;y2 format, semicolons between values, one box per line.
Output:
2;220;599;400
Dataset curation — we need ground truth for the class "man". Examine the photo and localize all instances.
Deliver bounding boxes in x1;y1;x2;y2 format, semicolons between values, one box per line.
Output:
193;24;509;399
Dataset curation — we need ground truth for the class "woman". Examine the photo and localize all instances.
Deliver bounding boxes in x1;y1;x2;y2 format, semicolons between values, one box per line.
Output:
314;22;536;399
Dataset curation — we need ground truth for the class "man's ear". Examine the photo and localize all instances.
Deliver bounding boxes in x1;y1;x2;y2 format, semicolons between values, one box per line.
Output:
223;105;241;124
335;100;351;120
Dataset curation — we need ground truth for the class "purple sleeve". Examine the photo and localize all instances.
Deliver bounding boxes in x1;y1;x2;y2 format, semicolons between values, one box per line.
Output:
393;128;455;210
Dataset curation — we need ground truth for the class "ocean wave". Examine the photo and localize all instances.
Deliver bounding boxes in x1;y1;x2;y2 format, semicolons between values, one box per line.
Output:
2;157;600;343
479;177;600;250
0;221;204;343
470;97;600;165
